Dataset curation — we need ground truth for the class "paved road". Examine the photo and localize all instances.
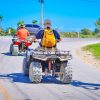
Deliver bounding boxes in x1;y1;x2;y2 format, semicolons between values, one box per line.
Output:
0;37;100;100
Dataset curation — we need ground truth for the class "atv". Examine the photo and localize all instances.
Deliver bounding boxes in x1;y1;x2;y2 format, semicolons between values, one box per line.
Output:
23;46;72;84
10;36;32;56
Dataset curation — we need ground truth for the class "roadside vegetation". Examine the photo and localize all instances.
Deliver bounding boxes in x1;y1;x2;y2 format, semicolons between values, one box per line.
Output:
60;27;100;38
82;43;100;59
0;15;100;38
0;15;38;36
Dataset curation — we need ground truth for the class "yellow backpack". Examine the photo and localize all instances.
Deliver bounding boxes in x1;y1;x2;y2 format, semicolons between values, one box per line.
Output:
41;29;56;48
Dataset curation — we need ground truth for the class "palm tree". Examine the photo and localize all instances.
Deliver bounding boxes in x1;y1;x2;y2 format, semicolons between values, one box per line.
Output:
95;18;100;28
0;15;3;32
0;15;3;22
32;20;38;24
95;18;100;36
17;21;24;26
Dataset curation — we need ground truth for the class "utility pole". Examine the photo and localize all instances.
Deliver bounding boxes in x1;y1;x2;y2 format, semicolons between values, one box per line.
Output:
39;0;44;28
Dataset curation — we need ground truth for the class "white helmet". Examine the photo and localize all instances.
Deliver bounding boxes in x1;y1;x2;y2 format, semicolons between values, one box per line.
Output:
44;19;51;28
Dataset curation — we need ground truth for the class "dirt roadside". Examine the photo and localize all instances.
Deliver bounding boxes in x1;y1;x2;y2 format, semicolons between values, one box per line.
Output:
76;48;100;69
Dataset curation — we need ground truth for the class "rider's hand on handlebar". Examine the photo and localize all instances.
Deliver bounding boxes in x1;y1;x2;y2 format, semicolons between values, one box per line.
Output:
31;37;36;43
56;39;61;42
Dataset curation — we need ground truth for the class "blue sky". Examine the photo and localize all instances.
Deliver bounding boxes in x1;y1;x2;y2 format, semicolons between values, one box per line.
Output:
0;0;100;31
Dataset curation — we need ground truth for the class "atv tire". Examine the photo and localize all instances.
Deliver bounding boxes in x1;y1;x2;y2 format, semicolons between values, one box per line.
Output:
60;62;72;84
23;58;29;76
10;44;13;54
12;45;19;56
29;62;42;83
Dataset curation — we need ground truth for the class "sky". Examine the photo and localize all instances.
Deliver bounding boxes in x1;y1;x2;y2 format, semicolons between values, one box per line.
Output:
0;0;100;32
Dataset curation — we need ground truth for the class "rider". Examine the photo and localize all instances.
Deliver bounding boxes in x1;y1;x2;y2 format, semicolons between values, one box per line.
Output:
32;19;61;46
32;19;61;74
15;23;30;40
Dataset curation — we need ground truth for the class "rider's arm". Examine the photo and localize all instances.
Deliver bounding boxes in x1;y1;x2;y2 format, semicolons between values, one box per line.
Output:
31;36;36;42
31;30;43;42
36;30;44;39
53;30;61;42
27;31;30;36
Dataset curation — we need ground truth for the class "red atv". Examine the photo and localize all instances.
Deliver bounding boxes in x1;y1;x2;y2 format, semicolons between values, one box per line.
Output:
10;36;32;56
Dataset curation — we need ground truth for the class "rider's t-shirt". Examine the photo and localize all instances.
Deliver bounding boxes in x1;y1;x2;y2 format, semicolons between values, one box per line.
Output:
16;28;30;40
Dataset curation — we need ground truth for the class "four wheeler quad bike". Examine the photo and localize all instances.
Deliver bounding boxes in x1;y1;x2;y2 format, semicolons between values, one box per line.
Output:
23;47;72;84
10;36;32;56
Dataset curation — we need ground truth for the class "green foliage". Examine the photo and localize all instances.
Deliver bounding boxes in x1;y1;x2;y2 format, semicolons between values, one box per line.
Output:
32;20;38;24
0;15;3;21
82;43;100;59
80;28;92;35
79;34;95;38
95;18;100;27
0;15;3;29
0;28;5;36
6;27;16;36
0;27;16;36
94;28;100;33
60;32;78;38
17;21;24;26
95;33;100;38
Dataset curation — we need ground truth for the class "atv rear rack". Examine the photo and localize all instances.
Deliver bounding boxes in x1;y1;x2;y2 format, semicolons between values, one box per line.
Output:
29;49;72;61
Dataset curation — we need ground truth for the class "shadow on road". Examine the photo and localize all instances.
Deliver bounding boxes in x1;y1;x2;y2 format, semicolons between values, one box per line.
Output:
41;75;62;84
1;73;100;87
0;73;31;83
1;52;12;56
0;73;62;84
1;52;25;56
71;80;100;90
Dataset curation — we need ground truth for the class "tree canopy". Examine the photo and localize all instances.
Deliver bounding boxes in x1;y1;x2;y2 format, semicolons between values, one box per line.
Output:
32;20;38;24
95;18;100;27
17;21;24;26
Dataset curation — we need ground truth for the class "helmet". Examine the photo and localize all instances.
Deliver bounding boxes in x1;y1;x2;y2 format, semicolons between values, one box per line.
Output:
44;19;51;25
44;19;51;28
19;23;25;28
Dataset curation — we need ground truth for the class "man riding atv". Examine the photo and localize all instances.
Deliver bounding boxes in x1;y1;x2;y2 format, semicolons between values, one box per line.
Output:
32;19;61;45
16;23;30;40
10;23;31;56
31;19;61;74
23;19;72;83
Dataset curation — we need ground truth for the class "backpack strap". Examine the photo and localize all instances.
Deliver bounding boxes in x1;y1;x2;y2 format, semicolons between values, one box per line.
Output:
41;30;44;39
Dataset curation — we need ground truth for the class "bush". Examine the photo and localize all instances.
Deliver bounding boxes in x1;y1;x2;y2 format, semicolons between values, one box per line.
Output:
60;32;78;38
80;34;95;38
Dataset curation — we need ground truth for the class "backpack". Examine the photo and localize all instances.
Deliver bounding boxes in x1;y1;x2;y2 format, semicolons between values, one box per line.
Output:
41;29;56;48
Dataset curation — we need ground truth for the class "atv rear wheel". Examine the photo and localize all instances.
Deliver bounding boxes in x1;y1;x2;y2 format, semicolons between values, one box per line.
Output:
23;58;29;76
10;44;13;54
60;61;72;84
29;62;42;83
12;45;19;56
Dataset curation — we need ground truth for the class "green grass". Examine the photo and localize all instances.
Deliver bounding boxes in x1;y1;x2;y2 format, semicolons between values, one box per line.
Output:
82;43;100;59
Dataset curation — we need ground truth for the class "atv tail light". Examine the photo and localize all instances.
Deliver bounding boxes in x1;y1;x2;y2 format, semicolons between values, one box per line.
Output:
26;42;31;46
14;41;20;45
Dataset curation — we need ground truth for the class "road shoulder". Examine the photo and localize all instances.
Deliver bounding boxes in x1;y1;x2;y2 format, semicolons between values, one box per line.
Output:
76;48;100;69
